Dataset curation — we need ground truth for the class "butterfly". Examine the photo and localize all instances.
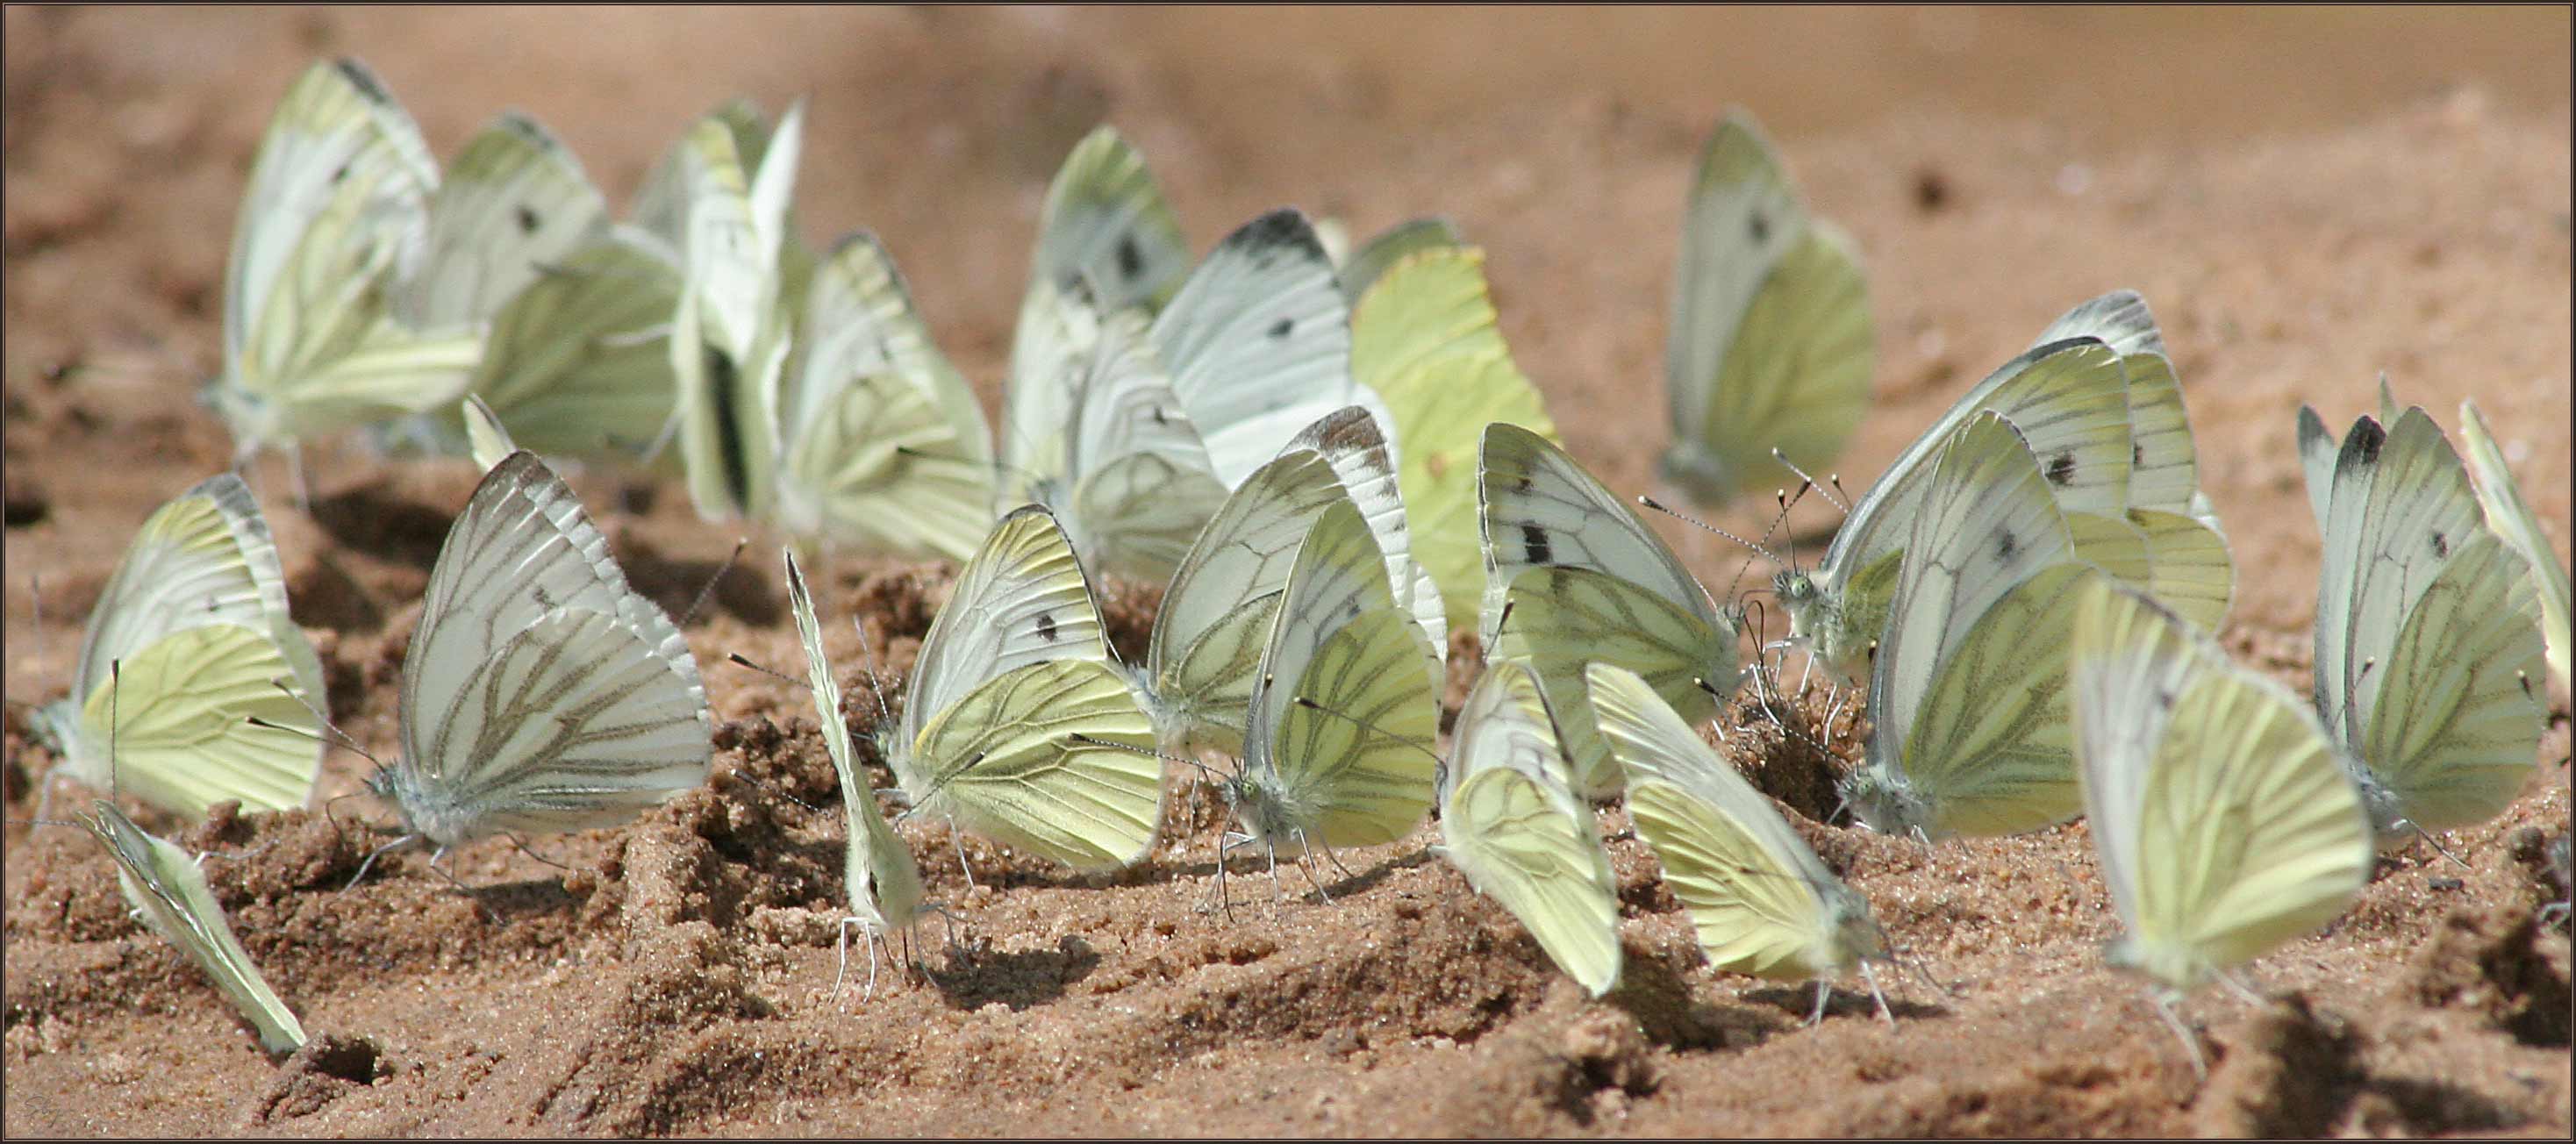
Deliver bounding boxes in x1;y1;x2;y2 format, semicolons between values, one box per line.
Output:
1775;337;2131;683
1333;215;1463;304
1478;422;1742;798
2070;581;2372;1070
1837;411;2106;839
1353;243;1558;633
208;58;479;466
1658;108;1875;511
1586;663;1893;1024
876;505;1162;871
31;474;326;819
447;227;682;468
1434;660;1623;997
782;548;927;999
2458;397;2572;691
668;102;807;526
80;801;310;1053
2029;291;2235;630
771;232;998;561
1220;497;1443;880
366;452;710;860
2298;384;2548;841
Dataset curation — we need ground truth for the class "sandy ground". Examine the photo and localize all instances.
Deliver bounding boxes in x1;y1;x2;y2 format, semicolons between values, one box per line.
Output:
4;6;2571;1136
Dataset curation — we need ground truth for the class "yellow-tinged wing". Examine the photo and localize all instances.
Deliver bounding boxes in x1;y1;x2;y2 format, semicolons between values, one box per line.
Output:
784;549;925;934
905;658;1161;870
1354;247;1559;631
82;802;309;1054
2459;397;2571;690
1492;566;1735;798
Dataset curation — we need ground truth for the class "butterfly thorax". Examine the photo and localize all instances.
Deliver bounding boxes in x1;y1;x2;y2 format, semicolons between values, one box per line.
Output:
1223;767;1314;856
28;699;89;765
1836;765;1930;840
1814;886;1889;977
207;378;286;462
2343;765;2417;851
369;765;486;849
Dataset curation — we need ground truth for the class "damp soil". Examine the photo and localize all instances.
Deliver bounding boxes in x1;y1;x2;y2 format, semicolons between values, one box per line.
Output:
4;7;2571;1137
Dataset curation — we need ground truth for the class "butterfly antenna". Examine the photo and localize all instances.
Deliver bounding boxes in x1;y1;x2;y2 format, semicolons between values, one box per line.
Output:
247;714;383;770
1636;494;1787;568
1068;733;1219;783
848;617;897;728
1770;448;1850;515
677;538;748;627
726;652;809;690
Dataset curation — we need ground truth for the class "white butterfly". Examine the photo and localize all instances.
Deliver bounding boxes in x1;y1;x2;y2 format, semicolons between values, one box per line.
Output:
80;801;310;1053
782;548;927;999
1478;422;1743;798
368;452;709;859
1434;660;1623;997
1221;497;1443;876
2071;581;2372;1069
1776;337;2132;682
668;101;807;525
772;232;998;561
1659;108;1874;510
1839;411;2105;839
32;474;326;819
1587;663;1893;1024
2458;397;2572;691
876;506;1163;872
209;58;479;465
2029;290;2235;630
2298;386;2548;841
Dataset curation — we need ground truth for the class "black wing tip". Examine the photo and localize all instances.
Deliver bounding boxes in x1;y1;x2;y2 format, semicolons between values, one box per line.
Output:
1229;208;1323;259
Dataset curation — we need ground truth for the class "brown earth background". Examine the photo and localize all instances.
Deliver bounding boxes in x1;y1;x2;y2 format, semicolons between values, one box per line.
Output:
4;5;2572;1137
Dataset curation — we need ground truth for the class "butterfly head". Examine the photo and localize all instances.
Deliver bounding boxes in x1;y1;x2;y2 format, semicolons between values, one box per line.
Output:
1820;884;1890;973
26;699;83;759
1835;767;1927;840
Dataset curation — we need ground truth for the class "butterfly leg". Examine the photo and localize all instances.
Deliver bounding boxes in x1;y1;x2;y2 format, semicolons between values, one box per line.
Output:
1859;961;1894;1024
344;833;420;891
1806;979;1832;1025
952;826;979;892
2149;992;2208;1082
863;930;881;1002
2217;969;2265;1005
834;916;857;1002
2405;822;2474;871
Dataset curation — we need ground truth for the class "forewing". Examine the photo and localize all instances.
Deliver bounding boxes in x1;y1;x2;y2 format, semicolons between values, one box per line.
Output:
1477;422;1714;646
397;111;608;332
908;659;1161;870
1151;209;1369;484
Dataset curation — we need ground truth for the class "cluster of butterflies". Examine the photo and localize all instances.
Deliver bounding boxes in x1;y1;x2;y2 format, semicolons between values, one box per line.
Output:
26;58;2571;1071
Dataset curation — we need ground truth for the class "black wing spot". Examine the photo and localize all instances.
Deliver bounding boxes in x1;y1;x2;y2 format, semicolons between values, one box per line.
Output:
2045;452;2078;487
1521;524;1553;566
2430;530;2449;559
1267;317;1294;340
1151;405;1169;425
1748;211;1770;244
1115;235;1144;282
1995;529;2018;561
1513;475;1533;493
514;205;541;234
331;162;352;185
2132;442;2144;467
1035;612;1058;642
2353;420;2386;464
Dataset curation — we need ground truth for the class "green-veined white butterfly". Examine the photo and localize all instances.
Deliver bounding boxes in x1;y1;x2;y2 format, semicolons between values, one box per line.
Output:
1220;497;1442;873
1478;422;1743;798
2297;388;2547;841
1354;244;1558;633
783;548;927;999
208;58;479;464
446;226;682;468
669;102;806;526
366;452;709;858
1838;411;2105;839
632;97;819;313
1658;108;1874;511
1434;660;1623;997
1586;663;1892;1024
80;801;310;1053
877;505;1162;871
1013;125;1192;325
2029;290;2234;630
2458;397;2572;691
2072;581;2372;996
31;474;326;818
1333;216;1463;304
771;232;998;561
2070;581;2372;1071
1776;337;2131;683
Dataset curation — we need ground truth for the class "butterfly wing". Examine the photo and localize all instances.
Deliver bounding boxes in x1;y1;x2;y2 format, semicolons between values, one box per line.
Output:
2357;531;2547;832
784;550;925;933
82;802;308;1053
1023;125;1191;318
462;230;683;465
1144;446;1349;754
1289;406;1449;672
1477;422;1720;646
2459;398;2572;690
393;453;707;845
1587;664;1877;982
669;116;791;522
1437;661;1623;997
2310;408;2486;749
776;233;996;561
1152;209;1388;486
1664;111;1871;507
1241;500;1442;850
1336;216;1463;304
1492;566;1736;798
396;111;609;333
902;505;1116;764
905;658;1162;870
1357;247;1559;632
